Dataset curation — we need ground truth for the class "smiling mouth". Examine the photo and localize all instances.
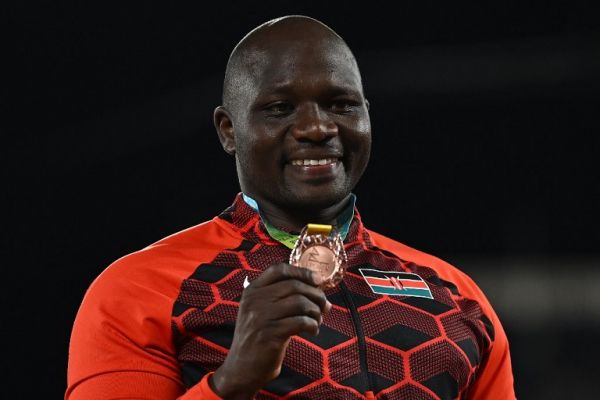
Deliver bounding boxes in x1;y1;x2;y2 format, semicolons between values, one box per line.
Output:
290;158;339;166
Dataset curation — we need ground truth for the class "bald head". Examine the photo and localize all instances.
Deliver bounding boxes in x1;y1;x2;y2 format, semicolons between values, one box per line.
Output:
222;16;361;111
213;15;371;219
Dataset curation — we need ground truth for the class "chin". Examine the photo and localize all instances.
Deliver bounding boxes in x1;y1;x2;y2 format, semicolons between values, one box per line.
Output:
286;187;349;211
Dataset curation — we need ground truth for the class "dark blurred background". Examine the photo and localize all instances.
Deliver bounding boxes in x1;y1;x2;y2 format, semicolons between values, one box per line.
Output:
8;2;600;398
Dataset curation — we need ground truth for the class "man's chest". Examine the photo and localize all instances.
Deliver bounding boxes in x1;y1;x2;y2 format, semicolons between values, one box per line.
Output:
172;241;491;399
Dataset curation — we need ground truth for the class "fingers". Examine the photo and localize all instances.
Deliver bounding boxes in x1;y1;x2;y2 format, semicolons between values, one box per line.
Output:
265;279;330;313
237;263;333;338
270;315;321;337
217;265;331;395
247;263;329;312
250;263;323;288
242;279;330;323
268;293;323;323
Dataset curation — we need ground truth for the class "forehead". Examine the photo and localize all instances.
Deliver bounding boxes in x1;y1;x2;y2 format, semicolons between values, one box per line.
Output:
245;39;363;97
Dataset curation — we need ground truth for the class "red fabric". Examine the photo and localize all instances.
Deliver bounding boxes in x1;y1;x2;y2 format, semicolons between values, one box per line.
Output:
66;194;515;399
368;231;515;400
65;217;240;400
197;373;223;400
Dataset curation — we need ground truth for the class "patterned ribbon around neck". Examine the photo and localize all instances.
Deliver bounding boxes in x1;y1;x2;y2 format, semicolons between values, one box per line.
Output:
242;193;355;249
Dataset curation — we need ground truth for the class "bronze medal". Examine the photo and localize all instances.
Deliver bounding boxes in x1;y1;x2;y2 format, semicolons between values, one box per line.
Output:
290;223;347;289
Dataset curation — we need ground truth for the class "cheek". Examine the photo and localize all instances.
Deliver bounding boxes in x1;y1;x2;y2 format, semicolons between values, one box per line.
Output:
356;116;371;137
355;116;372;152
345;129;371;179
235;134;279;176
347;126;372;160
234;135;260;173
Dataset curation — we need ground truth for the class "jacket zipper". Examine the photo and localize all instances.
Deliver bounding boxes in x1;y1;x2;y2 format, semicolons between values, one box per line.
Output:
339;281;374;397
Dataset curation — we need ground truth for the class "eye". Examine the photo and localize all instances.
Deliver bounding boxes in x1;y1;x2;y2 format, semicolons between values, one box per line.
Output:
329;98;360;114
264;101;293;117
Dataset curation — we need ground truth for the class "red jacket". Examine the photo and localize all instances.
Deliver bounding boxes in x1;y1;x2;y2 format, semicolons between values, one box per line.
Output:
66;194;515;399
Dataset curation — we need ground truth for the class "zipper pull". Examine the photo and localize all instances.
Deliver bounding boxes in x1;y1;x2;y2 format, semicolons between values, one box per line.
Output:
365;390;376;400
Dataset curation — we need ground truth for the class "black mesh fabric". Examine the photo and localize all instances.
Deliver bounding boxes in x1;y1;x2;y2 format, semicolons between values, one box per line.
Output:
172;195;492;399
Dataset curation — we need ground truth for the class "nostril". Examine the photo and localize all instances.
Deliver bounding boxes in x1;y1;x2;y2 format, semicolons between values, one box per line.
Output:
291;122;338;142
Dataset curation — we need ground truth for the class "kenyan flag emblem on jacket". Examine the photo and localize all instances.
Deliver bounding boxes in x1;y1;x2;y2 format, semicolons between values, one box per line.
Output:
359;268;433;299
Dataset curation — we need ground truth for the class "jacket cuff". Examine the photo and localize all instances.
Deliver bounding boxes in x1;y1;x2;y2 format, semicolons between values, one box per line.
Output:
197;372;223;400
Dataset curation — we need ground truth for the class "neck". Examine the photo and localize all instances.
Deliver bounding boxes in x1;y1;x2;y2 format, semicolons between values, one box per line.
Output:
250;194;353;232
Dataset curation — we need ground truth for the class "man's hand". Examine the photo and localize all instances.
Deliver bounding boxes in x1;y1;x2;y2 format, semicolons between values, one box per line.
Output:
210;263;332;399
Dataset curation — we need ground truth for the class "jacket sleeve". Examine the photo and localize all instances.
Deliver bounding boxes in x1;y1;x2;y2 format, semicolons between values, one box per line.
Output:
465;301;516;399
65;251;223;400
454;268;515;400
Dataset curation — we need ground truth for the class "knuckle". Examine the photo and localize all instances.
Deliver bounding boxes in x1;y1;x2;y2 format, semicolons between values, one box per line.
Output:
317;294;328;308
290;280;304;291
300;301;313;315
304;317;319;334
287;264;309;279
305;302;319;316
300;315;318;329
239;289;255;304
265;263;285;278
273;263;287;272
298;268;314;281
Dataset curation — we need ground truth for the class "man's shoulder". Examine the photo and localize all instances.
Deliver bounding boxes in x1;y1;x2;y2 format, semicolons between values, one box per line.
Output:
365;229;489;303
149;215;242;253
366;229;455;272
91;216;243;293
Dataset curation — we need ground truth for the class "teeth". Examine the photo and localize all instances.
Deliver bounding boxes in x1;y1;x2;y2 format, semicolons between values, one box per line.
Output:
291;158;337;166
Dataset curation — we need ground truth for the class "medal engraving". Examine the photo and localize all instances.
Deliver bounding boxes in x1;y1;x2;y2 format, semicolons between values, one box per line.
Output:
290;224;347;289
298;245;337;280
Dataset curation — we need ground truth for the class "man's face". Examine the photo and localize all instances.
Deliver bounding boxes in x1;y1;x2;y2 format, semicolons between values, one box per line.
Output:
231;37;371;212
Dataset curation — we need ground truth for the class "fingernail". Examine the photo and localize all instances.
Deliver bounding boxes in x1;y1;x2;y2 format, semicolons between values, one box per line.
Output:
326;300;332;311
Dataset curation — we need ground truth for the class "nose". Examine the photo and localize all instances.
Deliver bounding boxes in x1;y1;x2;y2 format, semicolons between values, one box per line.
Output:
291;103;338;142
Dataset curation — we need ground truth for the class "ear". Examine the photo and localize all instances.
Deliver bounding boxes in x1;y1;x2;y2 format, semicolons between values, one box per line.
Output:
214;106;236;155
365;98;370;111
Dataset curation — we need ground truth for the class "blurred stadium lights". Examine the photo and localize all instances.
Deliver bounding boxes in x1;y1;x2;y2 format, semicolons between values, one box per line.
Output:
455;256;600;398
456;256;600;327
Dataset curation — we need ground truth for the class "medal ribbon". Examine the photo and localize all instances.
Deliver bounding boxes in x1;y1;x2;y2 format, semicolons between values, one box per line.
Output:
242;193;355;249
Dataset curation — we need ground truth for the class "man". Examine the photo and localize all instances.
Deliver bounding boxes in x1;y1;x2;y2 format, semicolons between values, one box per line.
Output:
66;15;515;400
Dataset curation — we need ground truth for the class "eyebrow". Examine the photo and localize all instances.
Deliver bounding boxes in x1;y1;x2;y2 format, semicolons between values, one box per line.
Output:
258;81;363;98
